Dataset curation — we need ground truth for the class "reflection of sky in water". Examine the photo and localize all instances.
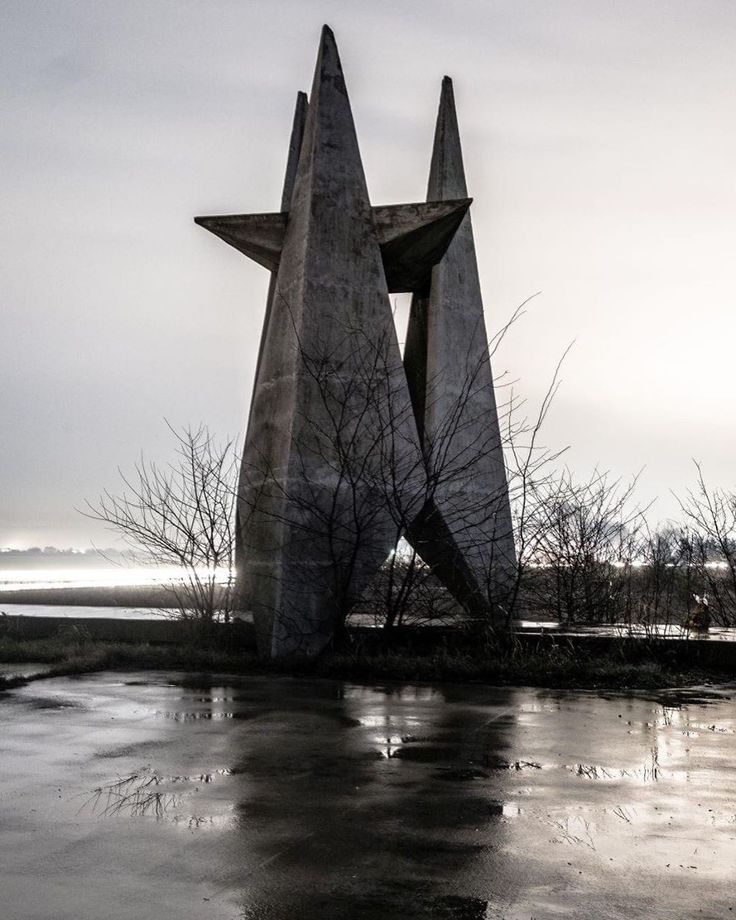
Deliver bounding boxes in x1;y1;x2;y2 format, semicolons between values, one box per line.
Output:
24;674;733;917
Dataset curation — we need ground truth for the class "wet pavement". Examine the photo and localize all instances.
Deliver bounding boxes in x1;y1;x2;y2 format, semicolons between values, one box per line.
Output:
0;673;734;919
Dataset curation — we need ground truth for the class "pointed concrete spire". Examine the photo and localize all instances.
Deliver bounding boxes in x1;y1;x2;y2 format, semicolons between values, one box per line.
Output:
279;91;309;212
194;93;308;612
427;76;468;200
194;92;308;271
253;91;308;375
234;26;424;657
195;90;308;382
237;92;308;603
404;77;517;622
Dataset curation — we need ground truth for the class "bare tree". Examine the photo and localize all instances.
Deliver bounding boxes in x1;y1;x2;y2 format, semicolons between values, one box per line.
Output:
517;469;646;625
621;524;696;635
676;461;736;625
85;424;237;633
502;341;572;625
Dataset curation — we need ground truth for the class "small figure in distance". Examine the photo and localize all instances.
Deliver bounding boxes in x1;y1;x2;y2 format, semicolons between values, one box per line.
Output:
685;594;711;632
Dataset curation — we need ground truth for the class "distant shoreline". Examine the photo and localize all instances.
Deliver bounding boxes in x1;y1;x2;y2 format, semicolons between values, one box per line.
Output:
0;584;181;608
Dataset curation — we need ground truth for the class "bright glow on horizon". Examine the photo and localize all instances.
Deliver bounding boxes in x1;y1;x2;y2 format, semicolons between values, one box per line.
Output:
0;566;232;592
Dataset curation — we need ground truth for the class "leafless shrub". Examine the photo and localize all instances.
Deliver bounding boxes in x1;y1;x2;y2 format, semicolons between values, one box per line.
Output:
516;469;647;625
85;424;237;632
675;461;736;626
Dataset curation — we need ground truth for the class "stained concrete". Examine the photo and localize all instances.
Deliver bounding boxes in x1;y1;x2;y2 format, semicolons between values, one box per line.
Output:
197;27;434;657
197;198;472;294
196;27;527;658
1;671;734;919
241;27;426;656
405;77;517;622
195;27;527;654
228;90;307;614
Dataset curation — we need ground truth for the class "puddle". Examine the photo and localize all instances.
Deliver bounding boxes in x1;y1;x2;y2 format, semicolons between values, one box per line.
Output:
651;690;730;708
433;767;490;781
484;757;543;771
83;766;237;819
390;745;459;762
83;769;181;818
154;710;259;722
488;801;523;817
692;722;735;734
172;812;239;831
156;710;237;721
567;751;663;782
95;739;176;759
240;892;494;919
547;816;597;850
5;673;736;919
27;695;85;711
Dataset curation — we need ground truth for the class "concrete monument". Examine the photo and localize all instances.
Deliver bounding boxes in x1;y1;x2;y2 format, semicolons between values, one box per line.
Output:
196;26;515;656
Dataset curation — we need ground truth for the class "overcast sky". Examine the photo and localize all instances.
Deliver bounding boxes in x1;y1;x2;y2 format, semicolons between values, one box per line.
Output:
3;0;736;547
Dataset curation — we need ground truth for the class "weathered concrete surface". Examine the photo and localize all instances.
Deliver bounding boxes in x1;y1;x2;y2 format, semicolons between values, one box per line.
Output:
1;672;734;919
195;30;524;655
198;27;428;657
195;211;288;271
373;198;471;292
228;90;308;613
198;197;473;294
405;77;517;622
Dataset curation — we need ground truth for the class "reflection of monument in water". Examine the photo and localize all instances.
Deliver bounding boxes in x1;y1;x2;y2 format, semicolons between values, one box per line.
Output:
196;26;516;657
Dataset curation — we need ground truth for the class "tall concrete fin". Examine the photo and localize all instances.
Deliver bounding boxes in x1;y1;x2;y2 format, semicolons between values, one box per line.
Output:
252;91;309;386
279;91;309;212
373;198;471;292
232;92;308;608
404;76;517;622
237;26;424;657
427;76;468;200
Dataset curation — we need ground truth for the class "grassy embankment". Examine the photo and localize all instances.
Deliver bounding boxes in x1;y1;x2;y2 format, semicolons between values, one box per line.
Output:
0;626;727;692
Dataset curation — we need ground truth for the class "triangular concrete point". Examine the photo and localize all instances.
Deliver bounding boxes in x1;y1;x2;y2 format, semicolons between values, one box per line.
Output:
374;197;472;292
194;213;287;272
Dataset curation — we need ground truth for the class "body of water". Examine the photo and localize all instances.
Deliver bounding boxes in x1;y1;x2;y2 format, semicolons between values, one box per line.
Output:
0;604;166;620
3;564;736;641
0;564;229;592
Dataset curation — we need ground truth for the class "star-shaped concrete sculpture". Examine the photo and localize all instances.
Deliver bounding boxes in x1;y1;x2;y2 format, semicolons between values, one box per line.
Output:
197;26;467;656
195;25;516;656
